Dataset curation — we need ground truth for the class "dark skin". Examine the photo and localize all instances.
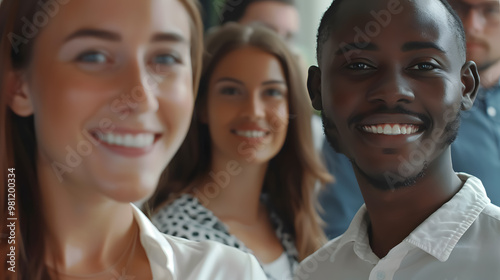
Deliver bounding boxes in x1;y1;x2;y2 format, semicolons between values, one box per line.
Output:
309;0;480;258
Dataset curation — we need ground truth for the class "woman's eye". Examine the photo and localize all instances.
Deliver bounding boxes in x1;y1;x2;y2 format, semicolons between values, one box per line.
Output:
347;62;373;70
76;51;108;64
221;87;240;95
409;63;437;71
264;88;284;97
152;54;179;65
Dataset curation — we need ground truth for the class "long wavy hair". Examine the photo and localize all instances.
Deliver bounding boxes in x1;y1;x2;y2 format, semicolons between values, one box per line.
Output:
147;23;333;261
0;1;203;279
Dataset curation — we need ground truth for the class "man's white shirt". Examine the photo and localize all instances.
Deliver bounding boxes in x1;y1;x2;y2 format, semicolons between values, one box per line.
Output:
295;173;500;280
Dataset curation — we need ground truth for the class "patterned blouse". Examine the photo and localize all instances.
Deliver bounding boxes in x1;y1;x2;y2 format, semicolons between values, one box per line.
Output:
151;194;299;280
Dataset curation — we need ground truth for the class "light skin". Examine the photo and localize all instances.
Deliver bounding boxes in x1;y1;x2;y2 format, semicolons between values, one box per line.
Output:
8;0;194;278
239;1;299;43
195;46;288;263
309;0;479;258
448;0;500;86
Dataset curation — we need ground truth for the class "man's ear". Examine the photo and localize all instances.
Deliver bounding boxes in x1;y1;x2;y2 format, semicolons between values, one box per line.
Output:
307;66;323;110
6;71;34;117
460;61;480;111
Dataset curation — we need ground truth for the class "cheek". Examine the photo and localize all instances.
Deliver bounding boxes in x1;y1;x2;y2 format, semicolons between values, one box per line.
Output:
425;79;462;122
206;95;237;132
268;102;289;136
322;83;357;128
158;73;194;141
30;78;112;163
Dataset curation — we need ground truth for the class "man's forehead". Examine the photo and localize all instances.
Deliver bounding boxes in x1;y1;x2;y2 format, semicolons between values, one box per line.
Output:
320;0;459;64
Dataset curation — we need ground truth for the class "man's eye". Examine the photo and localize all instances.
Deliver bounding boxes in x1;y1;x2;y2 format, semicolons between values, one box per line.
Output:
347;63;373;70
76;51;108;64
409;63;437;71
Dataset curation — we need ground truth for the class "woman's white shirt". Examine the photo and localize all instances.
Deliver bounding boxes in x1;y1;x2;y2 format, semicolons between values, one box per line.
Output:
132;204;267;280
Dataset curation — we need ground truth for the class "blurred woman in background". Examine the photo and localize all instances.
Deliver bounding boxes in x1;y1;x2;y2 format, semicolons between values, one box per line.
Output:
147;23;332;280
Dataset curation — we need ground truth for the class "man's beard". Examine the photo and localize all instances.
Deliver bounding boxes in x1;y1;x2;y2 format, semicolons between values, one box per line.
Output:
321;110;461;191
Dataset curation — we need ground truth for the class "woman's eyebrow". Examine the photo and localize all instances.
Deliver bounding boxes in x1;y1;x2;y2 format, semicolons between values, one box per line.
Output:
64;29;187;44
151;32;188;44
64;28;121;42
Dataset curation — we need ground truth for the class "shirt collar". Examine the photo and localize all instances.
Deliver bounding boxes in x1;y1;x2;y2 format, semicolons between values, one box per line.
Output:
131;204;175;279
334;204;380;264
405;173;490;262
335;173;490;263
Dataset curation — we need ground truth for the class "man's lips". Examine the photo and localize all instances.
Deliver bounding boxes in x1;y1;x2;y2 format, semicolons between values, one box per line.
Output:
355;113;427;136
360;123;422;135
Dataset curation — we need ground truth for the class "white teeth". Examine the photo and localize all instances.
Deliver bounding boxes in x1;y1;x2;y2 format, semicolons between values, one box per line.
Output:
401;126;407;134
361;124;420;135
383;124;392;135
393;124;401;135
97;132;155;148
234;130;267;138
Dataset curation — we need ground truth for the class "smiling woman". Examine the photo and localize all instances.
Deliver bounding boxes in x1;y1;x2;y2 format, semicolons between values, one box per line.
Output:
0;0;267;279
146;23;333;280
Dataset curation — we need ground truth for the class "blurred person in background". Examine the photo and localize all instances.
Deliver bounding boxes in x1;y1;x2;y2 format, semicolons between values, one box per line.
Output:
146;23;332;280
220;0;299;43
448;0;500;204
218;0;326;152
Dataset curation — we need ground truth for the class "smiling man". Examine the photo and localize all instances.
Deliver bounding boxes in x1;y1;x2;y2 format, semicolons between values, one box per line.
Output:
294;0;500;279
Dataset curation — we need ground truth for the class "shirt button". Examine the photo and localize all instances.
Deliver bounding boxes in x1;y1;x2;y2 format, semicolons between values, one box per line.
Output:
487;106;497;117
376;271;386;280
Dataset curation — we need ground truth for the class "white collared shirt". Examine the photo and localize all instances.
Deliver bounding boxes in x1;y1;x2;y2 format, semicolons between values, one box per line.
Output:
132;204;267;280
294;173;500;280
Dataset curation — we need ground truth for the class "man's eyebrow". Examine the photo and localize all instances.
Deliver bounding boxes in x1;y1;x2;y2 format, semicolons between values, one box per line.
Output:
64;28;121;42
151;32;187;44
401;41;446;53
335;42;378;55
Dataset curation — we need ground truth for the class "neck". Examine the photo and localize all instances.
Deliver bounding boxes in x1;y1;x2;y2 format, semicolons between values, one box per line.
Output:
355;149;463;258
479;59;500;88
193;154;268;224
38;158;137;274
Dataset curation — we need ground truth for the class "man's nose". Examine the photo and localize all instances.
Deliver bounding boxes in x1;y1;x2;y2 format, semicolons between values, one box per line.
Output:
366;70;415;107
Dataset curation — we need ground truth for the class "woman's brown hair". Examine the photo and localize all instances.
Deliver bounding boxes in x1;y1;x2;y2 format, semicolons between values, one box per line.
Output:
147;23;333;261
0;1;203;279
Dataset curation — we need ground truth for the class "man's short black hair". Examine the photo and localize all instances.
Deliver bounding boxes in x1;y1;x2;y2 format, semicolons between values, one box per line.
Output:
220;0;296;24
316;0;466;64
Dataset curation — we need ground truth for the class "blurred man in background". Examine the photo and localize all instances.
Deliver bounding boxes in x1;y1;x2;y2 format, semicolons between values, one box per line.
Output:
219;0;299;43
448;0;500;204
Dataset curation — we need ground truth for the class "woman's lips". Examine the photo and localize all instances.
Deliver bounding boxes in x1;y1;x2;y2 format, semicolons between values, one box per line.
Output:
90;129;162;157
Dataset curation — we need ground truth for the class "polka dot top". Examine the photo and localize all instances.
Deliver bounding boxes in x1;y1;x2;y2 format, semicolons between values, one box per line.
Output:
151;194;299;280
